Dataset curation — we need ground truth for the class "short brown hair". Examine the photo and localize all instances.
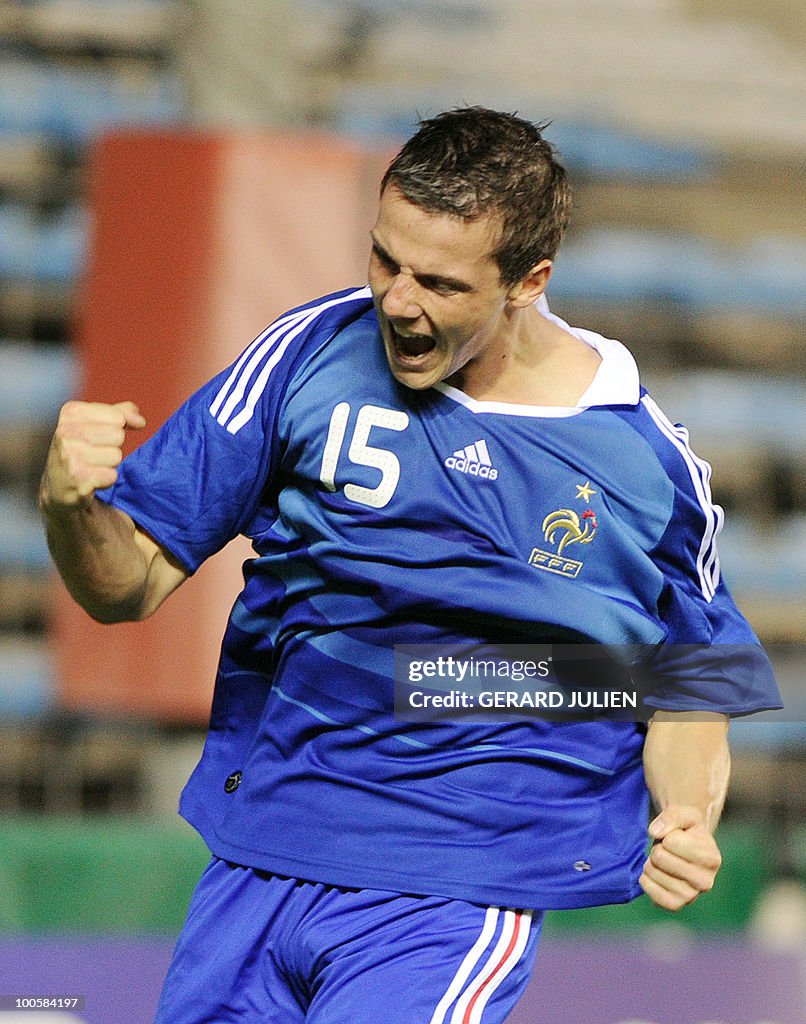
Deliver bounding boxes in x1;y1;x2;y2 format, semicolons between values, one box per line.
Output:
381;106;572;286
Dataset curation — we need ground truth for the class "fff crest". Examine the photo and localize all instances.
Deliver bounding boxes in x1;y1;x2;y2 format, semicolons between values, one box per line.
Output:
529;505;598;579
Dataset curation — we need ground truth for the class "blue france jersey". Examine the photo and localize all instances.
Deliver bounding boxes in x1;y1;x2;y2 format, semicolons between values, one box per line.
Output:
98;287;780;910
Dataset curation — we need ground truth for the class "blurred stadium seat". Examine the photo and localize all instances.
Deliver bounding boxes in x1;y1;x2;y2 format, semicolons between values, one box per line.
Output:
552;227;806;313
0;203;87;283
0;57;183;146
0;640;54;717
0;343;77;424
332;86;718;181
0;344;77;712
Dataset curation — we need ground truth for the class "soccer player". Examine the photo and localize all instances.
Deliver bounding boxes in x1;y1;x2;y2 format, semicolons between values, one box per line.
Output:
40;108;780;1023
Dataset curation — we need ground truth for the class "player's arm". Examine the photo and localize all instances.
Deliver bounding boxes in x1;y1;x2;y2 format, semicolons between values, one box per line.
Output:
39;400;188;623
639;709;730;911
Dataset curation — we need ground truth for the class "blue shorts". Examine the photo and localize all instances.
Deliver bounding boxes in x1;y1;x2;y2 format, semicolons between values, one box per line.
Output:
154;857;543;1024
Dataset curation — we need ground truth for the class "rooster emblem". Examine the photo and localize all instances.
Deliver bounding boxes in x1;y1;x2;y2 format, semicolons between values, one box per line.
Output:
542;508;598;555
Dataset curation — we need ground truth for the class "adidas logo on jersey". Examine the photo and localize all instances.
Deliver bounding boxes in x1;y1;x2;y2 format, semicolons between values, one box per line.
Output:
444;440;499;480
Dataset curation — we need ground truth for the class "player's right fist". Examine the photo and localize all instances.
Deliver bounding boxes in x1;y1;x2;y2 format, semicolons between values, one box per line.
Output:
39;400;146;512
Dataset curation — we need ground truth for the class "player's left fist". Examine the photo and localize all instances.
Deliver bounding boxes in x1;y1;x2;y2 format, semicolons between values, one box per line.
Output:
639;804;722;912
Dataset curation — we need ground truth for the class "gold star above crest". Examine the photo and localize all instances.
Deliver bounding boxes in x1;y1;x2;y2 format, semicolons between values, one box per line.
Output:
575;480;596;503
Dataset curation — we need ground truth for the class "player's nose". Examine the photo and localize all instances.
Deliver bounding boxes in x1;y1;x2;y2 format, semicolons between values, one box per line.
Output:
382;273;422;321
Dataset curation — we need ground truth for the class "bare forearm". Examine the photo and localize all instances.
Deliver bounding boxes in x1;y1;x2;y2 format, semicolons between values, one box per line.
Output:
40;399;188;623
643;711;730;832
639;711;729;910
42;498;151;623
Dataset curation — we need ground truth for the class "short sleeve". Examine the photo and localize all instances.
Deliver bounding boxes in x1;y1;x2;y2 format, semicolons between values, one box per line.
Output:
635;632;782;717
637;393;783;715
96;357;284;573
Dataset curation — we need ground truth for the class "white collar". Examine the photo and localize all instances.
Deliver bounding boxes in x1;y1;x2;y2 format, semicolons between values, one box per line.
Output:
536;294;640;409
434;296;640;418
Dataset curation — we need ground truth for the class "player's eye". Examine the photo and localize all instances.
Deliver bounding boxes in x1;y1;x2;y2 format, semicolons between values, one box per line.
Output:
430;281;458;295
372;245;398;274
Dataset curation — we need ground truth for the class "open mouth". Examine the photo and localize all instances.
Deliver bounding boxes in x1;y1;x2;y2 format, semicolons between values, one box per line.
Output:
390;326;436;361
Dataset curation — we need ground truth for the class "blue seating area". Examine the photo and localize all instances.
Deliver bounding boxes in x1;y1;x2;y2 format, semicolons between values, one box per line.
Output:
0;343;78;425
0;346;77;587
719;516;806;597
296;0;491;28
550;228;806;314
332;86;715;182
0;56;183;146
0;640;55;717
543;119;715;181
0;203;86;283
0;9;170;723
646;371;806;456
0;495;51;574
0;342;77;716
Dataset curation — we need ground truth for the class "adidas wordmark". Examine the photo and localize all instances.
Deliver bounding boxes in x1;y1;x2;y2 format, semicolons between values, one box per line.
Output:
444;439;499;480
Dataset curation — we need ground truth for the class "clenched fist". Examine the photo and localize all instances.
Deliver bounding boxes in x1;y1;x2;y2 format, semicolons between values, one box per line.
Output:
639;805;723;911
39;400;146;512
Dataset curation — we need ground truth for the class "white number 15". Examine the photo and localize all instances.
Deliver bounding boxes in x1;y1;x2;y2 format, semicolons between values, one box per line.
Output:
320;402;409;508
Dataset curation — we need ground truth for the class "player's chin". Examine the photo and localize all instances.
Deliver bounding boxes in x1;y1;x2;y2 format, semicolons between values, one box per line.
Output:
384;346;447;390
388;362;447;390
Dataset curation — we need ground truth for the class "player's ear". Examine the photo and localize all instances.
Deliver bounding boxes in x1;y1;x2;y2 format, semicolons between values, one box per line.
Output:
506;259;552;308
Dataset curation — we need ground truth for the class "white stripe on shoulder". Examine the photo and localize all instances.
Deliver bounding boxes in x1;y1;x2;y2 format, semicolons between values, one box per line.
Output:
428;908;499;1024
209;308;309;421
209;287;371;434
641;394;723;601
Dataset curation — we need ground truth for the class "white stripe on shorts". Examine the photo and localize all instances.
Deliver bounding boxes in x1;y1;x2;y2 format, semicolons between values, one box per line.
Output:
429;907;533;1024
